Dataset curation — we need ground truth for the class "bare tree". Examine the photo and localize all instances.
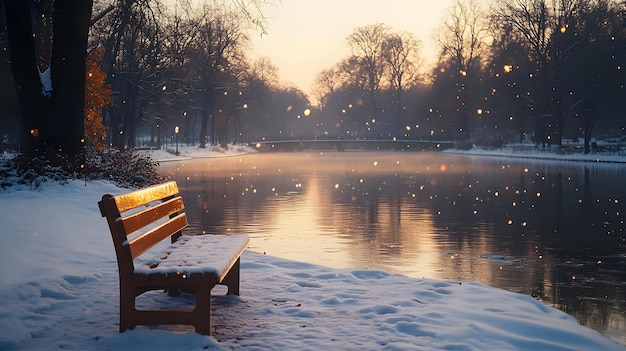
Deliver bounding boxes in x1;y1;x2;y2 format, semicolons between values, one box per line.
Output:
490;0;587;146
437;0;488;72
382;31;422;132
89;0;166;148
565;0;625;153
88;0;273;149
313;24;425;139
143;5;200;147
346;23;390;121
245;56;278;112
434;0;490;142
249;56;279;88
185;4;248;148
0;5;18;152
313;67;342;109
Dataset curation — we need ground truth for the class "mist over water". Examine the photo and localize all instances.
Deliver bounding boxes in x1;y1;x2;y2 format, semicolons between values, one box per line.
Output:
160;151;626;344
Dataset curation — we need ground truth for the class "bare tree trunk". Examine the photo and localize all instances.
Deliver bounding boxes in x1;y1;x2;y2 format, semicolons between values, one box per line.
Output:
3;0;47;152
50;0;93;156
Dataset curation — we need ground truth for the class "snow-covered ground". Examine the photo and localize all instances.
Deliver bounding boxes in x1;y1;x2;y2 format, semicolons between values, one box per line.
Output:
1;145;625;350
145;144;256;162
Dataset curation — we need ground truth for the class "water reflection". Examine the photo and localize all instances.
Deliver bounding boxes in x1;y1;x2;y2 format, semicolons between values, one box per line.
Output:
160;152;626;345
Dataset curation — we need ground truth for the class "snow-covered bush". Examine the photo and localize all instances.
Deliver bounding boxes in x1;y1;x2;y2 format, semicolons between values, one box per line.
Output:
0;148;164;190
83;148;164;188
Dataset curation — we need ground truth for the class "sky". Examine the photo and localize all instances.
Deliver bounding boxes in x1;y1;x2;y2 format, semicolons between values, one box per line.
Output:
1;147;625;350
249;0;457;96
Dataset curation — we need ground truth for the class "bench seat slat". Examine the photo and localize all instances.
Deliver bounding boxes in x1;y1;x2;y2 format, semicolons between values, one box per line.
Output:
129;213;187;259
121;196;185;235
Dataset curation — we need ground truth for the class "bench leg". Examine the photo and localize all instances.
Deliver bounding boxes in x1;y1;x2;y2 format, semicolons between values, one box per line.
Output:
221;257;241;295
193;287;211;335
119;287;137;333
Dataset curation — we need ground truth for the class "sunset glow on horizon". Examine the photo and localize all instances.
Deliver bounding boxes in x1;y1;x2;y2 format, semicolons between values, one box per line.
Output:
249;0;458;97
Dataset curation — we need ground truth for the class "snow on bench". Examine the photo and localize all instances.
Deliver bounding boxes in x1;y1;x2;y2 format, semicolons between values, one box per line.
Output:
136;234;250;276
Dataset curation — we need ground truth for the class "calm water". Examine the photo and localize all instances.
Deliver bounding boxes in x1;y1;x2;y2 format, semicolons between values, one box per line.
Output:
159;151;626;344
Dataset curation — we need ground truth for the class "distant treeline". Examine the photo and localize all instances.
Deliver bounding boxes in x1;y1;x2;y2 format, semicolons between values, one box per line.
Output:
1;0;624;155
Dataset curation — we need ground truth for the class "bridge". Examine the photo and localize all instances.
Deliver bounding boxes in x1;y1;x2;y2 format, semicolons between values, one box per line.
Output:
250;139;456;152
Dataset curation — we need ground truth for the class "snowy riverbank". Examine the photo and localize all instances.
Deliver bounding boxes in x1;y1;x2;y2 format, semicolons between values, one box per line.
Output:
145;142;626;164
445;143;626;164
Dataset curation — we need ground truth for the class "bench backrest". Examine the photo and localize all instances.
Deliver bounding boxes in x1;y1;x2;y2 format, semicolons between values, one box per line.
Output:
98;181;188;278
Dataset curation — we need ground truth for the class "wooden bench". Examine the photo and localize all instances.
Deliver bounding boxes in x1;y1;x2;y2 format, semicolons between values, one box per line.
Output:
98;181;249;335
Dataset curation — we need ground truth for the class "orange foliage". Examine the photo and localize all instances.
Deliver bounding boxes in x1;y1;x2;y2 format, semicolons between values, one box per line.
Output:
84;46;111;149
